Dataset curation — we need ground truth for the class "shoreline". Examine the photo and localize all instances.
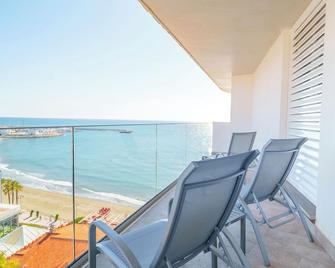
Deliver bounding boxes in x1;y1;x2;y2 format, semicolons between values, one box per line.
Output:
2;186;137;221
0;162;147;208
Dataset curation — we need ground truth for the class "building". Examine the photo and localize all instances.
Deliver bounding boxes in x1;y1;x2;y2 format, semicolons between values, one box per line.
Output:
9;224;104;267
0;204;20;238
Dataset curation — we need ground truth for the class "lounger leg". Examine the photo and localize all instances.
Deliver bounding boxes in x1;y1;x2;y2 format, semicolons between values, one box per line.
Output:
240;215;246;254
165;258;173;268
89;224;97;268
240;200;271;266
215;227;234;267
221;227;251;268
296;205;314;242
211;238;218;268
281;187;314;242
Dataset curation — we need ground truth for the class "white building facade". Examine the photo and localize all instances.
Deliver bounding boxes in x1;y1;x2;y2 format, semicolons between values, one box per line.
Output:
211;0;335;259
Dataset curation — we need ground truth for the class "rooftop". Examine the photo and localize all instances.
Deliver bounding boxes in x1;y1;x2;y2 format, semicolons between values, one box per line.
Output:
9;224;104;267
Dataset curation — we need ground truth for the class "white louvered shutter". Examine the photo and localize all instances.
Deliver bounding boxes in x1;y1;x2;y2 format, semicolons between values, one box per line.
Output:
287;0;326;205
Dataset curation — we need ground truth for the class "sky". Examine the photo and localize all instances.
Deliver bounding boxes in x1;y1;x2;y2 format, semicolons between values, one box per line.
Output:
0;0;230;122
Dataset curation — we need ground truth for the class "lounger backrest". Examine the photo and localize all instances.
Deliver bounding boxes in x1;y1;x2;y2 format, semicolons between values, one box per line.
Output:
244;138;307;204
152;150;259;267
228;132;256;156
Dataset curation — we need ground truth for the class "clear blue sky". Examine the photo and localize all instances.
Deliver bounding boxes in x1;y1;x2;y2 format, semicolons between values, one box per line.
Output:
0;0;230;121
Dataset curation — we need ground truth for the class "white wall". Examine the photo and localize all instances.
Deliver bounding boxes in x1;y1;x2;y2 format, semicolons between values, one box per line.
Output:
212;0;335;253
230;75;254;130
251;30;290;149
212;31;290;152
212;75;254;153
316;0;335;247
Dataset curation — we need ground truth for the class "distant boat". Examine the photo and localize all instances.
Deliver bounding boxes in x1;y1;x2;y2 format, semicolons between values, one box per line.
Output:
119;130;132;134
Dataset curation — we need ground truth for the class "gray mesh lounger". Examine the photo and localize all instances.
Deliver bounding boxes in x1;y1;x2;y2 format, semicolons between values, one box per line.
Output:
227;132;257;156
89;150;259;268
238;138;313;266
203;131;256;160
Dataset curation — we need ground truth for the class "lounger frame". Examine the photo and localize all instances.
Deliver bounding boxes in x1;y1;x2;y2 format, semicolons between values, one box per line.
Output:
89;151;259;268
238;138;313;266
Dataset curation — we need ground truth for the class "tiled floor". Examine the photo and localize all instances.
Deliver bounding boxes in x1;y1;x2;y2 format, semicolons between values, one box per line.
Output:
92;186;335;268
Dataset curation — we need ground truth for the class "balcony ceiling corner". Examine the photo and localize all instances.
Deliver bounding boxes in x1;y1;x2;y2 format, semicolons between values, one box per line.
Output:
139;0;311;92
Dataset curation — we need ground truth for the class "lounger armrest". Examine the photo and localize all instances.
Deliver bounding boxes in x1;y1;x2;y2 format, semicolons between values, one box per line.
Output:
215;152;228;158
168;198;174;215
89;220;141;268
202;152;227;160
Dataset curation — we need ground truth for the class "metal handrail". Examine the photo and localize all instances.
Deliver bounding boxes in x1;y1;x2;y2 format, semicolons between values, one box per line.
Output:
0;121;210;130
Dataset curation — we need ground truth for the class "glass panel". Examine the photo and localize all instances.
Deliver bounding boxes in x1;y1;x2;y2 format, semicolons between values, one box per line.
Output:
185;123;213;163
0;122;213;267
0;127;74;267
73;124;157;257
156;123;213;191
156;124;187;191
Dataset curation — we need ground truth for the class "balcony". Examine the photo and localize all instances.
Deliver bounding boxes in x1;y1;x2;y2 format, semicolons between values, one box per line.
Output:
0;122;334;267
0;122;212;267
74;182;334;268
2;0;335;267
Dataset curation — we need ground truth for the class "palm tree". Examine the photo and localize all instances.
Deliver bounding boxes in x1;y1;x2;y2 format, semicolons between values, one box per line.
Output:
1;178;12;204
12;181;23;204
11;180;15;205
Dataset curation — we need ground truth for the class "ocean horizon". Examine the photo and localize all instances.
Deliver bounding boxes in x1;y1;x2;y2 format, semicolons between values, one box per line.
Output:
0;117;212;207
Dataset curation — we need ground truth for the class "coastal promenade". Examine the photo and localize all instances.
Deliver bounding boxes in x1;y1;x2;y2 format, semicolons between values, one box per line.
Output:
0;127;65;138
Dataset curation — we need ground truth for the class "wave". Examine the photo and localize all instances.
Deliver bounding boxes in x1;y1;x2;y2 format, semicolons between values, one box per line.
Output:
0;162;72;188
0;162;145;207
79;188;145;207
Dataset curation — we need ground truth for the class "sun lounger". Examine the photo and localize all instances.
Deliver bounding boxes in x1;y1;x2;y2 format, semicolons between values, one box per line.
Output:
203;131;256;160
89;151;259;268
238;138;313;266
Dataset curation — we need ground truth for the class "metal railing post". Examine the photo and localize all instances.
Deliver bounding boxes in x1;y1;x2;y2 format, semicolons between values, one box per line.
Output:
71;127;76;260
155;125;158;193
184;124;188;165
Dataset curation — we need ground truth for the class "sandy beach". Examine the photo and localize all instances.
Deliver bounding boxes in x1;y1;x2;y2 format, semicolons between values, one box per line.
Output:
2;186;137;221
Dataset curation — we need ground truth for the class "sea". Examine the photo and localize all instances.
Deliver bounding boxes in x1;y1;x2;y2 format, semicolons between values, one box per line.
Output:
0;118;212;207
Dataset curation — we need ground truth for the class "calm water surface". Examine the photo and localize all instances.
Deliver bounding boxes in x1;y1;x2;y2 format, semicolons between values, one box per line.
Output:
0;118;212;205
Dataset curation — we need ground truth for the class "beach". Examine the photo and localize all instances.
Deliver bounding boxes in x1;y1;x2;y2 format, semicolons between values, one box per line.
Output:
2;186;137;221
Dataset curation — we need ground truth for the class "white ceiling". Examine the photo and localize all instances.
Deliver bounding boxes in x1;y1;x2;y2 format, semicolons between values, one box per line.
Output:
139;0;311;91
